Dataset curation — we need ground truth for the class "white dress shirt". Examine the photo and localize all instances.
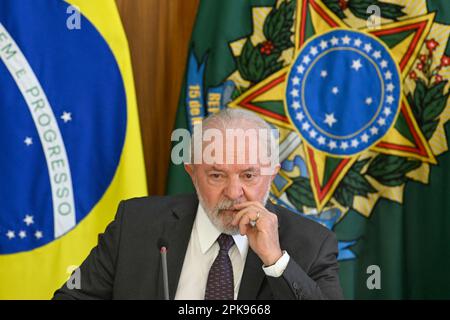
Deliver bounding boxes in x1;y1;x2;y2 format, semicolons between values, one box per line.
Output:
175;204;290;299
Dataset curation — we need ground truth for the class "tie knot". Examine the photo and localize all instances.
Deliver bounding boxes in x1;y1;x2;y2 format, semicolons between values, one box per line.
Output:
217;234;234;252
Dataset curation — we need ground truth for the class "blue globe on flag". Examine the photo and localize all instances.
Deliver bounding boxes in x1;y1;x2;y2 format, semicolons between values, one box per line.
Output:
285;29;402;156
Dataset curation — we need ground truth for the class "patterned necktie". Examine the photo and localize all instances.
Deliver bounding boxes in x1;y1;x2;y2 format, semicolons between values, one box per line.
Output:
204;233;235;300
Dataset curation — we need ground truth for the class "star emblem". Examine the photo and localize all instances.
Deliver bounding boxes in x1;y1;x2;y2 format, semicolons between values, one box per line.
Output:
324;113;337;127
342;35;351;45
351;59;362;71
331;86;339;95
23;215;34;226
61;111;72;123
6;231;15;240
24;137;33;146
318;136;326;145
229;0;437;212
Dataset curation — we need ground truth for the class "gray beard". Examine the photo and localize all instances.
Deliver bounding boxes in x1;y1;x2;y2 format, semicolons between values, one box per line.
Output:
194;184;271;236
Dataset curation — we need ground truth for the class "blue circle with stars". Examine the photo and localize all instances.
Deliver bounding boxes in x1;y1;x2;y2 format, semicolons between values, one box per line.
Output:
0;1;126;254
285;29;401;156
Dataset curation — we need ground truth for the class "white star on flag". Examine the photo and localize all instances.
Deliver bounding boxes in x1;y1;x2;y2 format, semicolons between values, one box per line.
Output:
386;83;395;92
373;51;381;59
380;60;388;68
351;59;362;71
324;113;337;127
320;70;328;78
319;40;328;49
328;140;337;150
342;35;351;45
365;97;373;105
361;133;370;143
292;76;300;85
6;231;15;239
351;139;359;148
302;55;311;64
332;86;339;95
385;71;392;80
19;231;26;239
370;126;379;135
309;129;317;138
292;101;301;110
61;111;72;123
330;37;339;45
386;95;394;104
24;137;33;146
340;142;349;150
378;118;386;126
364;43;372;52
296;112;304;121
317;136;326;145
302;122;311;131
354;38;362;47
35;231;43;240
23;215;34;226
297;65;305;74
309;46;318;56
383;107;392;116
290;89;299;97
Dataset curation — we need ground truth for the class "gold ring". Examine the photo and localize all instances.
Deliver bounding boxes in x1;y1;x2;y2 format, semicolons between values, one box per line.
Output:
250;211;260;227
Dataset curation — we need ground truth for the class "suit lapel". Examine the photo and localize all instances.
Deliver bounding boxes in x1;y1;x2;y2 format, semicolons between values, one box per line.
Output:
237;248;266;299
160;194;198;300
158;197;282;300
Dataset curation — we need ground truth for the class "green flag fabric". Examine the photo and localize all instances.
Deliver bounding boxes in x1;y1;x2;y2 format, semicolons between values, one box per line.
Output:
166;0;450;299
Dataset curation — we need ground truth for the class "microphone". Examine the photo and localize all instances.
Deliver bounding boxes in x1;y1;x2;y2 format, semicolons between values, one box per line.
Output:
158;238;169;300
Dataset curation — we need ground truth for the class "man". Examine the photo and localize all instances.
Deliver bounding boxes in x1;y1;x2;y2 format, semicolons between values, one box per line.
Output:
53;109;343;300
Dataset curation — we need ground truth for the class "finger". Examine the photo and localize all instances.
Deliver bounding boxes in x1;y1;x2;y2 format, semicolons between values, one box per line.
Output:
238;212;255;235
237;208;265;234
234;201;265;211
231;206;254;226
231;205;261;226
239;217;250;235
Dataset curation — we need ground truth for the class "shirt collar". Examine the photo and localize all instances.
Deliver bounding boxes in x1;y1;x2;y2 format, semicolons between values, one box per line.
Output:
195;203;248;258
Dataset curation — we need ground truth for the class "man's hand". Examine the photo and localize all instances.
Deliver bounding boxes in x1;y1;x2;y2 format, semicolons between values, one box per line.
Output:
231;200;282;266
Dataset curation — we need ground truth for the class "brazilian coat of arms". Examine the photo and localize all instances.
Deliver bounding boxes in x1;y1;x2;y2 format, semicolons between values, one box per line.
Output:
184;0;450;260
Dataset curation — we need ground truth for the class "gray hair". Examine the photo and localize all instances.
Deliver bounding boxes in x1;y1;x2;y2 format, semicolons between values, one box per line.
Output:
190;108;278;166
201;108;272;132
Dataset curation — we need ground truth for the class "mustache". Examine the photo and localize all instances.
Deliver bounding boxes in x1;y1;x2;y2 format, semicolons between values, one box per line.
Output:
215;199;244;211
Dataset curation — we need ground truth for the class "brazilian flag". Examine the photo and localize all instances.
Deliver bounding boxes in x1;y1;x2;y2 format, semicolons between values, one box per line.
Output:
167;0;450;299
0;0;147;299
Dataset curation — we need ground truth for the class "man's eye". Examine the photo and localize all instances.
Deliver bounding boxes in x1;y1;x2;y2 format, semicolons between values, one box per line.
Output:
210;173;222;179
244;173;254;180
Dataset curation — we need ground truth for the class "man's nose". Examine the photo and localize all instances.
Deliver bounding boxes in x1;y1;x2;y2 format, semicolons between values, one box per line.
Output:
223;176;244;200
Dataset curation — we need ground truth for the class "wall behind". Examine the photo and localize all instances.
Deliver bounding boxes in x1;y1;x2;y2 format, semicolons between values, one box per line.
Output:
116;0;199;195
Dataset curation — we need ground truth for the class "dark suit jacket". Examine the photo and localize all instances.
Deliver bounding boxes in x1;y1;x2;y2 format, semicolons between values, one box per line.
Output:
53;194;343;300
